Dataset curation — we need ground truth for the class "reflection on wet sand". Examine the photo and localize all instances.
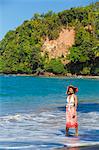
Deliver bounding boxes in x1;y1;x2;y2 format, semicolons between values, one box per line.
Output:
67;147;80;150
66;136;80;150
55;146;80;150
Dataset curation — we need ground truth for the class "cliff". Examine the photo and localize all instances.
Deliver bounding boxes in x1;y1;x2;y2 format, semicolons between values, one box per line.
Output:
41;28;75;60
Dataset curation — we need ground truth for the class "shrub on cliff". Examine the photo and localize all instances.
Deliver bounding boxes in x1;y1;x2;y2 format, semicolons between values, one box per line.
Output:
45;59;65;74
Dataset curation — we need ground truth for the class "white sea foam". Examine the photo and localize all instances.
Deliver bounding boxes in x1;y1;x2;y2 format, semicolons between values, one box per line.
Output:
0;145;36;150
65;141;99;147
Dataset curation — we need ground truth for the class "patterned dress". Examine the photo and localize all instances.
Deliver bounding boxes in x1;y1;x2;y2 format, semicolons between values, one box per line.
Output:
66;94;78;128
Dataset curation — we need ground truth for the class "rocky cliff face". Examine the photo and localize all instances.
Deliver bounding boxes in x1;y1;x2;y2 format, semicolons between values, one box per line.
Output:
41;28;75;60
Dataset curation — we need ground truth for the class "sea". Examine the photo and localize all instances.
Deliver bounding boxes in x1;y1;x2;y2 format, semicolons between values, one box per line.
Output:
0;75;99;149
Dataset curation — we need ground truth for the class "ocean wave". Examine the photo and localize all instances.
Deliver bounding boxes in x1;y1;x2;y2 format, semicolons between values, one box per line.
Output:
0;110;99;149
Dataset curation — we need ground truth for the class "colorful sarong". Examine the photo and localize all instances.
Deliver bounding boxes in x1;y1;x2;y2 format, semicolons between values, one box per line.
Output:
66;106;78;128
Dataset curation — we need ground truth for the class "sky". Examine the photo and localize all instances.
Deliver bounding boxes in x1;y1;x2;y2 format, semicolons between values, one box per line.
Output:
0;0;98;40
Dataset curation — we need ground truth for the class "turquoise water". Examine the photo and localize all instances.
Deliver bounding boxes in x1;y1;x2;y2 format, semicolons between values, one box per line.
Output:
0;75;99;149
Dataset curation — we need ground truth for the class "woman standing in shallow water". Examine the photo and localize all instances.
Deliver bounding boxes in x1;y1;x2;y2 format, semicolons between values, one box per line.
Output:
66;85;78;136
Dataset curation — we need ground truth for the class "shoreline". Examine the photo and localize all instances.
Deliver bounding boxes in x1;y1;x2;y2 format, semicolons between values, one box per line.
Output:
0;73;99;79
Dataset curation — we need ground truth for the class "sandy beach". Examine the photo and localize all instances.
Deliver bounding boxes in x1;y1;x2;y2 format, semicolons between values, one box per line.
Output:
0;73;99;79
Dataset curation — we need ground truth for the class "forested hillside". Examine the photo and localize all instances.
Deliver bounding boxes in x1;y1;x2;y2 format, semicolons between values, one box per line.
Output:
0;2;99;75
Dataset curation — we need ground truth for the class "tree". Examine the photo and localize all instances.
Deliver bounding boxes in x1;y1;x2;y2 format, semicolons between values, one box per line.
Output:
45;59;65;74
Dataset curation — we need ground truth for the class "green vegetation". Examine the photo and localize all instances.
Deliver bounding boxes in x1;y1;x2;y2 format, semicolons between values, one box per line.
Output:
0;2;99;75
44;58;65;74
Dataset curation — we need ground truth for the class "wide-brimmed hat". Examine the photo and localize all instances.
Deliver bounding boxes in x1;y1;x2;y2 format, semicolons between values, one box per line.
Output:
66;85;78;94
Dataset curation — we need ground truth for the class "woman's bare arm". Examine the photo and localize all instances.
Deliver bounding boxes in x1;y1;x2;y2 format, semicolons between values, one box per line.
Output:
74;94;78;109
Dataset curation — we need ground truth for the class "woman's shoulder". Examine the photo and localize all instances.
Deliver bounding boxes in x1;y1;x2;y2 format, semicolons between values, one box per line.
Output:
72;94;77;98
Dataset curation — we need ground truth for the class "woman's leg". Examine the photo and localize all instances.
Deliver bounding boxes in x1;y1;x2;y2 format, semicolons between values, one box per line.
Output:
66;127;69;136
75;126;78;136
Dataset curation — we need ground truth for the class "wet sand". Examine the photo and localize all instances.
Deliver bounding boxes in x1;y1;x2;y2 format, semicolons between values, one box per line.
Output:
54;145;99;150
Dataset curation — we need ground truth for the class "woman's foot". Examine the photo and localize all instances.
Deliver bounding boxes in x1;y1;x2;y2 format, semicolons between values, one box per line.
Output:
66;127;69;136
65;132;69;136
74;133;78;136
75;127;78;136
